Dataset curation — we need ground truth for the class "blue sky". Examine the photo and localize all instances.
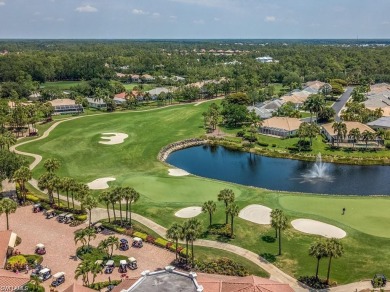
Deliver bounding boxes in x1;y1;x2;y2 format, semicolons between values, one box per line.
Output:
0;0;389;39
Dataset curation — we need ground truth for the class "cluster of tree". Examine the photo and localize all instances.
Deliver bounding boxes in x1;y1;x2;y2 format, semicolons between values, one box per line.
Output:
297;122;320;150
221;93;260;128
202;103;220;132
340;101;383;123
331;122;381;148
273;102;301;118
351;85;370;102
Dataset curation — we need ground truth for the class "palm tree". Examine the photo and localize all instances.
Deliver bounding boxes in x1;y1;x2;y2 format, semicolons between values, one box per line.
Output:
123;187;140;225
108;190;117;222
99;191;111;223
166;223;182;261
43;158;61;173
332;122;347;146
361;130;375;149
75;261;91;286
218;189;235;224
84;228;97;248
0;131;17;150
202;200;216;226
37;173;56;204
112;187;123;225
325;238;344;284
75;184;89;212
270;209;282;238
226;203;240;238
306;123;320;146
61;177;73;209
12;166;31;201
29;275;42;291
83;195;98;227
52;175;62;206
69;178;78;210
348;128;361;149
106;236;119;259
97;238;110;255
0;198;18;230
271;209;288;255
304;94;325;123
309;239;328;279
74;229;87;249
90;261;103;284
187;218;202;265
181;221;192;263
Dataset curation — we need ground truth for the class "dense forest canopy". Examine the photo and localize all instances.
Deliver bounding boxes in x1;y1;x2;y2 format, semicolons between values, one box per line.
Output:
0;39;390;99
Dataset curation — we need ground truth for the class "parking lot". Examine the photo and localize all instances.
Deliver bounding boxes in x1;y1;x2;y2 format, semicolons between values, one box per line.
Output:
0;206;175;291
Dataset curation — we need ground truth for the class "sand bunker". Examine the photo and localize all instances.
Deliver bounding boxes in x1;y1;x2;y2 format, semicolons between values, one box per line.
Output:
175;207;202;218
291;219;346;239
168;168;190;176
239;204;272;225
99;133;128;145
87;177;116;190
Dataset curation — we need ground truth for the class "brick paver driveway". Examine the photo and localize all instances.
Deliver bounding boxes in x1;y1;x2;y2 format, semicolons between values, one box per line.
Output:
0;206;175;291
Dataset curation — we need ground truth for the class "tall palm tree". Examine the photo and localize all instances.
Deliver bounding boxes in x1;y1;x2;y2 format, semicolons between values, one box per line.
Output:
90;261;103;284
309;239;328;279
12;166;31;201
98;238;110;255
43;158;61;173
69;178;78;210
75;261;91;286
348;128;361;149
0;131;17;150
181;221;192;263
217;189;235;224
332;122;347;146
0;198;18;230
75;184;89;212
61;177;73;209
108;190;117;222
99;191;111;223
270;209;282;238
52;175;62;206
361;130;375;149
187;218;202;265
325;238;344;284
166;223;182;261
37;173;56;204
123;187;140;225
106;236;119;259
226;203;240;238
202;200;216;226
112;187;124;225
84;228;97;248
83;195;98;227
74;229;87;249
271;209;288;255
304;94;325;123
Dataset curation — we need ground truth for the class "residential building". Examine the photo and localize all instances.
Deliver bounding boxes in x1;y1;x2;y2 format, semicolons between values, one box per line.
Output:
0;230;18;269
0;269;30;292
322;121;377;144
367;117;390;130
86;97;106;109
130;74;141;83
364;83;390;117
256;56;277;63
146;87;171;100
141;74;155;83
248;99;284;119
49;98;83;115
28;92;41;101
260;117;302;137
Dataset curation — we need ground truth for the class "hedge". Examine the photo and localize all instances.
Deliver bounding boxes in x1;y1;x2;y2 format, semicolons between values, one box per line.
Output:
24;254;43;265
6;255;27;270
155;238;169;248
88;280;121;290
75;214;87;221
26;194;40;203
133;231;148;241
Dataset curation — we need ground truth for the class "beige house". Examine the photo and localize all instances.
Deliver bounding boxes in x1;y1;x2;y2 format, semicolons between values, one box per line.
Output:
260;117;302;137
0;230;18;269
322;121;376;144
49;98;83;115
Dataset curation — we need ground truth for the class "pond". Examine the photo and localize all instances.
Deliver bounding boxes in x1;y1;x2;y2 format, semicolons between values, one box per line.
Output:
166;145;390;196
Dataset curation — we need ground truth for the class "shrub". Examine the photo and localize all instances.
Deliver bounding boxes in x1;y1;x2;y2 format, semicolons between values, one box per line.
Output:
208;224;231;237
155;238;169;248
146;235;156;244
133;231;148;241
6;255;27;271
179;248;191;258
194;258;249;277
26;194;40;203
236;130;245;137
257;141;269;147
69;220;85;227
272;143;276;147
298;276;330;289
75;214;87;221
385;142;390;149
101;222;126;234
24;254;43;266
88;280;121;290
15;236;22;246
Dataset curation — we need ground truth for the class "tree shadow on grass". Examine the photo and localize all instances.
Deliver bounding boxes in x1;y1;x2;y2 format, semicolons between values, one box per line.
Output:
261;235;276;243
260;253;276;263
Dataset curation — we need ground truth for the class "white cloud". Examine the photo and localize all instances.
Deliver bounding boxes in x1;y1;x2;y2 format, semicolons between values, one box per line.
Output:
193;19;205;25
132;9;149;15
152;12;160;17
265;16;276;22
0;2;5;6
170;0;232;8
75;5;98;13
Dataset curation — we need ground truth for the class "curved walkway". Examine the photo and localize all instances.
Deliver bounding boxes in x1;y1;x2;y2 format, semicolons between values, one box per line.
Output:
11;104;373;292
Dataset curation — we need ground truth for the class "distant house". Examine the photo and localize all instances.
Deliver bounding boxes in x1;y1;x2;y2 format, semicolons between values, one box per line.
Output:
49;98;83;115
146;87;171;100
130;74;141;83
141;74;155;83
260;117;302;137
322;121;376;144
256;56;276;63
248;100;284;119
86;97;106;109
280;91;311;108
28;92;41;101
0;230;18;269
367;117;390;130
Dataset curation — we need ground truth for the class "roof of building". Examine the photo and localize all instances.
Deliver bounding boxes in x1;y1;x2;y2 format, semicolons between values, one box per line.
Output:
63;283;96;292
367;116;390;128
322;121;375;136
86;97;106;105
280;93;309;105
142;74;155;80
0;269;30;290
0;230;16;269
49;98;76;107
115;92;127;99
305;80;327;91
261;117;302;132
146;87;170;96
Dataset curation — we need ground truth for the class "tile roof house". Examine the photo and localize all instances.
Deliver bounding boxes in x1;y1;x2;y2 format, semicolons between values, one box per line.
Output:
260;117;302;137
367;116;390;130
49;98;83;115
322;121;376;144
364;83;390;117
0;230;18;269
63;283;96;292
111;268;294;292
0;269;30;291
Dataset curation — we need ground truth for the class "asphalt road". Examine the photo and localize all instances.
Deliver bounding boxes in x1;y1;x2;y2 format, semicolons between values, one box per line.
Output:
332;86;354;122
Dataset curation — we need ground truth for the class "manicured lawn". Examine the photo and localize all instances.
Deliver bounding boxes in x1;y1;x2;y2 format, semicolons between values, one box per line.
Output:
16;100;390;284
120;83;156;91
41;81;86;89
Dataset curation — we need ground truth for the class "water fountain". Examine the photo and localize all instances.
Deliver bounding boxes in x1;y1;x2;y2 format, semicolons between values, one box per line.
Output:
302;153;333;182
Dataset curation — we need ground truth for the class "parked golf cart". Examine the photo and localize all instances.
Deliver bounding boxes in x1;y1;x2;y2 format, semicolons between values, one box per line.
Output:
104;260;115;274
132;237;143;248
127;257;137;270
94;223;104;233
32;203;43;213
51;272;65;287
35;243;46;255
31;264;43;277
45;210;56;219
57;213;68;223
372;274;387;288
119;239;129;251
64;214;74;224
38;268;52;281
118;260;127;273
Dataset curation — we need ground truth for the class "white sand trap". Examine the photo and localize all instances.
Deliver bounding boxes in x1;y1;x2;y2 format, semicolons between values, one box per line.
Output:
99;133;128;145
239;204;272;225
87;177;116;190
291;219;346;239
175;207;202;218
168;168;190;176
